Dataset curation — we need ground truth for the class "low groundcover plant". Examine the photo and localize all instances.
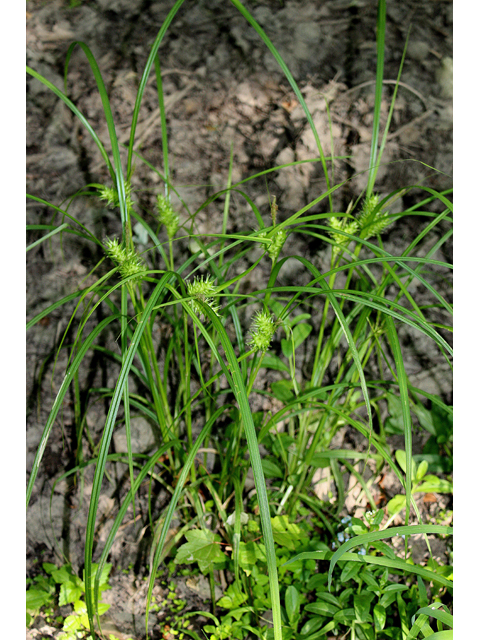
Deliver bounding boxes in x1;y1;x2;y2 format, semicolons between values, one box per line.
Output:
27;1;452;639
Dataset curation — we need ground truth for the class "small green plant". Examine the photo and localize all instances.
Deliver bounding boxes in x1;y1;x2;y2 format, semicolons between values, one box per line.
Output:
285;511;452;640
175;530;229;575
26;565;57;627
171;511;451;640
385;393;453;473
26;562;114;638
385;454;453;526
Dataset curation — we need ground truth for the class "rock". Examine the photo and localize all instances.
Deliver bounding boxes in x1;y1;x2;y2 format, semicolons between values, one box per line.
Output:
97;0;144;15
408;40;431;63
294;21;322;49
26;494;64;549
28;62;64;96
113;417;157;453
185;574;222;601
435;57;453;99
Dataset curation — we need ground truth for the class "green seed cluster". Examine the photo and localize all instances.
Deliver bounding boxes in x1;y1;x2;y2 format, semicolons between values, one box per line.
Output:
98;182;133;212
328;216;359;255
329;193;392;254
157;194;179;240
187;275;220;318
256;197;286;263
248;310;276;353
268;229;287;262
104;237;145;283
357;194;392;239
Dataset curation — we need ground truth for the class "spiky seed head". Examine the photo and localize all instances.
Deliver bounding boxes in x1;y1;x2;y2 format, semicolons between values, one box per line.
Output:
118;252;144;283
361;213;391;239
157;194;179;240
358;194;392;239
248;310;276;353
268;229;287;262
104;237;144;283
104;237;124;263
98;183;133;212
328;216;359;255
358;193;380;225
187;275;220;319
98;185;118;208
270;196;278;226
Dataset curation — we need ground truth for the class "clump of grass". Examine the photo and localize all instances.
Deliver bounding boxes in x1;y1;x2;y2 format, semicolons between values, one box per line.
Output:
27;1;452;639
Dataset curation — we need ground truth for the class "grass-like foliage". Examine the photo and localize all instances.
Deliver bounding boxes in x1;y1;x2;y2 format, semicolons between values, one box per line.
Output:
27;1;452;639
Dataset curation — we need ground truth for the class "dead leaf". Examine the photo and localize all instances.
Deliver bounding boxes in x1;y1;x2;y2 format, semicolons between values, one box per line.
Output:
281;99;299;113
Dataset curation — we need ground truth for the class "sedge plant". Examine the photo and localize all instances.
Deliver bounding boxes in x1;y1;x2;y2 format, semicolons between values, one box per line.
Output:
27;1;452;638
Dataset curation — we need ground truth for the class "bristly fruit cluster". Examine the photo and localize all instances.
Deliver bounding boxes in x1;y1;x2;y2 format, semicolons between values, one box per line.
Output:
248;310;277;352
257;196;287;263
357;193;391;239
186;275;220;319
104;237;145;283
157;194;179;240
329;194;392;255
98;182;134;213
